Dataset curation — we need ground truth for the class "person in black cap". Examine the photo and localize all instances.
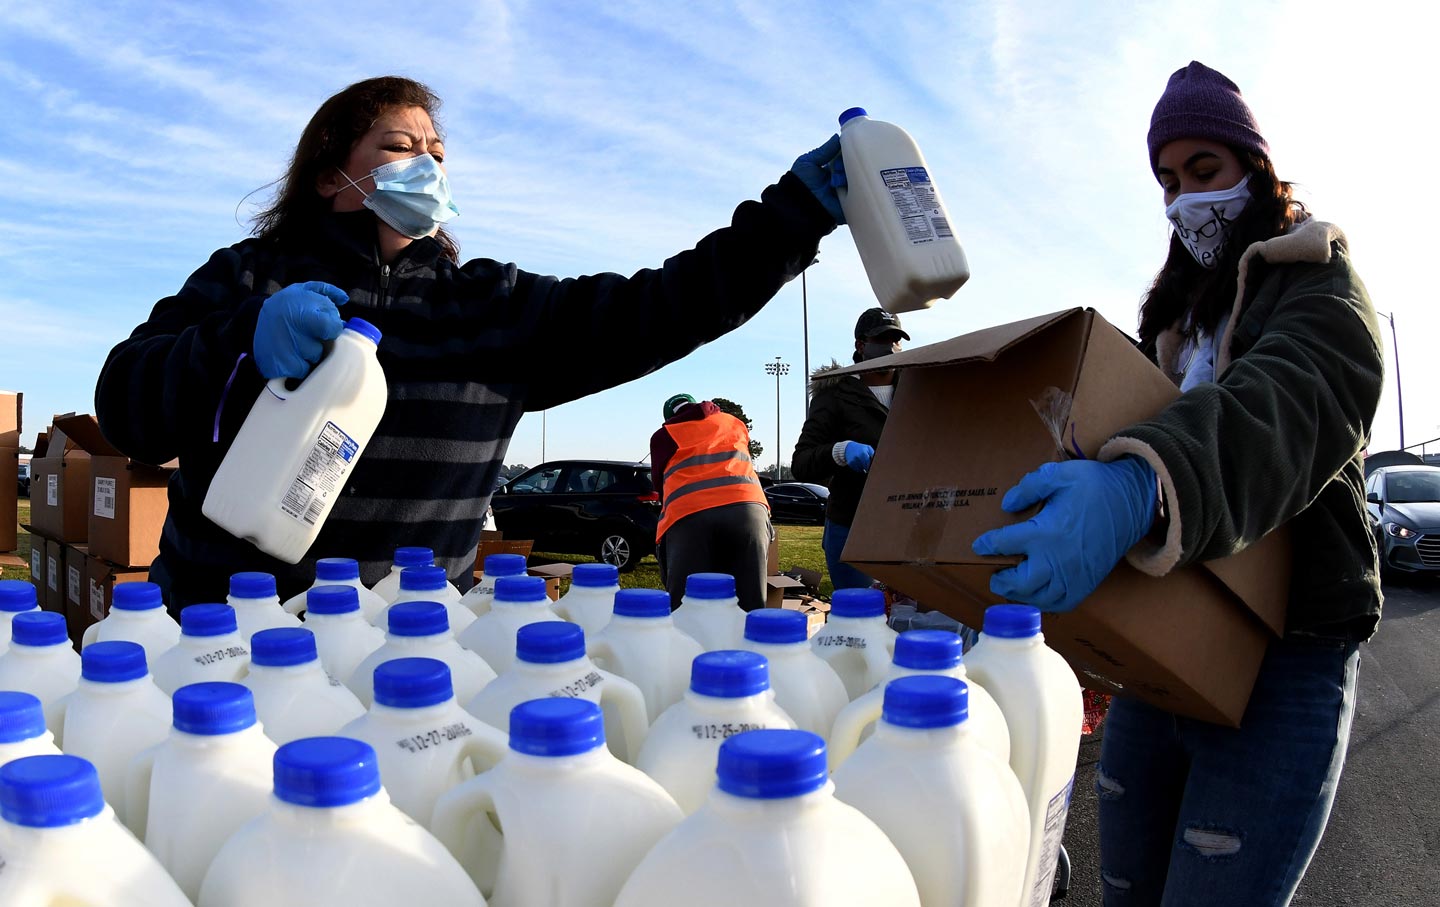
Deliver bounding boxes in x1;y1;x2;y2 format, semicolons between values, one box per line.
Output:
790;307;908;590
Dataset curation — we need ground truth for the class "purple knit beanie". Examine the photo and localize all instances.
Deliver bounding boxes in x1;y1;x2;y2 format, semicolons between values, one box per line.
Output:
1147;61;1268;177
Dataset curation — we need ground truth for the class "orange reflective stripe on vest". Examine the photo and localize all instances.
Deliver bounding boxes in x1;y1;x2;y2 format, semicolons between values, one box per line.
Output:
657;413;768;541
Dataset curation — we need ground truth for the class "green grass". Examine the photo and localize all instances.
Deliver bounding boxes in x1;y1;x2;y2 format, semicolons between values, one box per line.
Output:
2;499;30;581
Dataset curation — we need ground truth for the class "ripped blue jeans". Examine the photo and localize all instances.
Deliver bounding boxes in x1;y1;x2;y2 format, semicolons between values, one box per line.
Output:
1096;634;1360;907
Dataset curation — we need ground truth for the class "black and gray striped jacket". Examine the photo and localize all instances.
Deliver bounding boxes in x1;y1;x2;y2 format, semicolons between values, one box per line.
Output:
96;173;833;609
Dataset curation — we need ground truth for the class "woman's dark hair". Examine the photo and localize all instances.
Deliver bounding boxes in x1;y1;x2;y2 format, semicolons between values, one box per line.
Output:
1137;149;1302;346
250;76;460;262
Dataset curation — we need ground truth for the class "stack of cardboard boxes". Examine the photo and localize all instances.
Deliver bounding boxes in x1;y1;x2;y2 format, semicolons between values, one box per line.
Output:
1;392;22;574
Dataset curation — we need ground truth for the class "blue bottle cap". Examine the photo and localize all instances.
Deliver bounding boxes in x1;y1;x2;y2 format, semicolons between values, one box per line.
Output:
10;611;67;647
893;630;964;670
690;650;769;698
495;575;548;604
80;640;148;683
229;572;276;599
882;675;969;729
273;737;382;808
180;604;238;638
508;699;605;757
982;604;1042;639
387;601;448;637
315;558;361;582
172;682;257;735
251;628;319;667
684;573;735;600
482;554;527;578
516;621;585;664
839;107;869;126
570;563;619;588
111;581;163;611
400;565;447;592
344;317;382;345
829;587;885;619
0;755;106;827
393;547;434;568
307;585;360;615
373;657;453;709
744;609;807;645
0;579;39;612
717;729;828;799
613;588;671;619
0;691;47;744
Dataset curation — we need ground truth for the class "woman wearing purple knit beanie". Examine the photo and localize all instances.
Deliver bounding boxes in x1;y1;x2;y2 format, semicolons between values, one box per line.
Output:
972;62;1382;906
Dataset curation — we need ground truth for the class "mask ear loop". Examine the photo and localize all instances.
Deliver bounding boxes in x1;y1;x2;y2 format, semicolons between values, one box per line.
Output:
334;167;371;200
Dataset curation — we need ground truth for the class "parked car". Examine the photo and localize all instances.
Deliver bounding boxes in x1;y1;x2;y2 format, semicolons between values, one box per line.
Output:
764;482;829;526
1365;464;1440;578
16;462;28;498
489;460;658;571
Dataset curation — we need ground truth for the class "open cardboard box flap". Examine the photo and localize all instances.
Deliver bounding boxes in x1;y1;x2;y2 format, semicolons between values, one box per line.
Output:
51;413;177;469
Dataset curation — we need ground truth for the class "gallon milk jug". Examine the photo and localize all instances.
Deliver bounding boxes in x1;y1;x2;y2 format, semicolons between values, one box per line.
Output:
829;629;1010;770
281;557;389;623
127;682;278;902
833;676;1030;907
197;736;485;907
0;578;41;654
457;574;564;674
338;657;507;828
738;609;848;742
348;601;496;706
0;755;193;907
202;317;388;564
588;588;703;722
227;571;303;641
0;692;61;766
466;621;649;763
671;573;745;652
835;107;969;313
432;698;682;905
80;580;180;661
964;605;1083;907
301;585;385;682
151;604;252;696
385;564;477;632
809;587;897;700
636;650;796;815
243;628;366;745
459;552;528;618
551;562;621;637
615;729;921;907
371;545;444;606
0;611;81;737
57;641;171;833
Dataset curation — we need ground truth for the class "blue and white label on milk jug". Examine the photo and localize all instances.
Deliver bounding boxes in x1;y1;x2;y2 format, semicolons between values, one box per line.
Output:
881;167;954;245
280;421;359;525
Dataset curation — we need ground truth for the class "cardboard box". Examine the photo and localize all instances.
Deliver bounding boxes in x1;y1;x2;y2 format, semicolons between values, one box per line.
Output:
0;390;19;448
29;532;43;592
475;534;534;569
44;537;64;614
780;594;830;637
765;574;806;610
86;555;149;625
836;308;1290;727
0;447;15;552
64;544;89;646
527;562;573;602
29;415;93;544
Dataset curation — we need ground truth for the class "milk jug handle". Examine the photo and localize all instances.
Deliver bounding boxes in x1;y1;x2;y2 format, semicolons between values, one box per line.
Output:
50;695;71;747
598;669;649;764
125;743;161;838
81;621;101;649
827;695;883;773
282;595;306;616
586;638;616;673
431;778;504;896
460;728;508;778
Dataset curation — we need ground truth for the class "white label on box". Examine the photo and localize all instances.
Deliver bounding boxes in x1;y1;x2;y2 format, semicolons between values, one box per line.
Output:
68;565;81;604
95;476;118;520
47;557;58;592
90;579;106;621
47;473;58;506
31;547;41;580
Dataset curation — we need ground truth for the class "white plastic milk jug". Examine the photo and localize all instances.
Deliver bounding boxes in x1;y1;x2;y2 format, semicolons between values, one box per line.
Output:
832;676;1031;907
615;729;921;907
300;584;385;682
348;601;496;706
57;641;171;833
281;557;388;622
202;317;388;564
150;604;253;696
197;736;485;907
809;587;897;700
227;571;303;640
0;691;61;766
466;621;649;763
459;552;528;617
458;574;563;674
0;611;81;737
671;572;745;652
0;579;41;654
636;650;796;815
829;628;1010;771
127;682;278;901
738;609;848;742
551;562;621;637
963;605;1083;907
836;107;969;313
0;754;193;906
371;545;443;606
385;564;477;632
80;580;180;661
589;588;703;722
243;627;366;745
432;698;682;905
338;657;507;828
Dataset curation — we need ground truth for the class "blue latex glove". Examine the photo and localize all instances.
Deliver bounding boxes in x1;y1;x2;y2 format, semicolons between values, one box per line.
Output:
971;457;1158;612
843;441;874;473
791;135;847;224
253;282;347;379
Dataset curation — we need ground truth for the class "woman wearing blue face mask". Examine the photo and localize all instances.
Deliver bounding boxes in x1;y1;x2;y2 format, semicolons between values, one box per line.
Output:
972;62;1383;905
93;76;848;609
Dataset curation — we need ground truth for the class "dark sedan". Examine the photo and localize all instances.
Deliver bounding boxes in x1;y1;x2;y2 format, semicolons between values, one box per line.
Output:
764;482;829;526
490;460;659;571
1365;465;1440;577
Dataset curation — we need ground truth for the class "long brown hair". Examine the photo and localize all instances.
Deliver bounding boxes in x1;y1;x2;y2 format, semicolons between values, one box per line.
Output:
1137;149;1301;346
250;76;460;262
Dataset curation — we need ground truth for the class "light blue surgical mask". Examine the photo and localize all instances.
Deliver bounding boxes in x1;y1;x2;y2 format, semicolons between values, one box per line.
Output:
338;153;459;239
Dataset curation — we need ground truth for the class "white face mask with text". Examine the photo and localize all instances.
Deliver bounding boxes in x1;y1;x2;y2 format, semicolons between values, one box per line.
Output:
1165;174;1251;269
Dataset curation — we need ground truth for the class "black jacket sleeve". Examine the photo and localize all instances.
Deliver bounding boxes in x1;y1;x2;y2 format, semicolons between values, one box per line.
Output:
791;386;843;486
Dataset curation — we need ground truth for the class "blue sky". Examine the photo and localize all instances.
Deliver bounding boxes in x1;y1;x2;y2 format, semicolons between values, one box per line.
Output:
2;0;1435;469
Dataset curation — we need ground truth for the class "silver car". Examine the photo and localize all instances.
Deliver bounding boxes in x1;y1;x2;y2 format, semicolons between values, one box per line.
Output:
1365;465;1440;577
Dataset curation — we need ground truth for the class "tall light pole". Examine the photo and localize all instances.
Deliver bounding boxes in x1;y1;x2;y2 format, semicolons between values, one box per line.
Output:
1377;310;1405;449
764;356;789;479
802;255;818;415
